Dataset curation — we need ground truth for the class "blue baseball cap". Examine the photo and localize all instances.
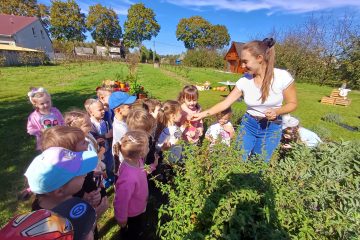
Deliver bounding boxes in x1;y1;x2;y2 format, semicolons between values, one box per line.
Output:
108;91;136;110
24;147;98;194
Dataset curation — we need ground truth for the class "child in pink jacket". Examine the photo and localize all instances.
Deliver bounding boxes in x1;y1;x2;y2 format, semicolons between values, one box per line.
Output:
113;130;158;240
27;87;64;150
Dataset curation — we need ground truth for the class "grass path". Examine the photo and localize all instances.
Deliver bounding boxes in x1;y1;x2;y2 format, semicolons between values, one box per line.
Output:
159;67;192;85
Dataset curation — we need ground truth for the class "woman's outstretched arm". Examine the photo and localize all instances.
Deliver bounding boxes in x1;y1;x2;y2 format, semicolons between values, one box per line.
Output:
192;87;243;121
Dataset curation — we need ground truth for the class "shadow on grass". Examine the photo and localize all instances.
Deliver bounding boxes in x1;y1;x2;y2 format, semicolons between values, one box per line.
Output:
0;90;95;224
184;172;290;240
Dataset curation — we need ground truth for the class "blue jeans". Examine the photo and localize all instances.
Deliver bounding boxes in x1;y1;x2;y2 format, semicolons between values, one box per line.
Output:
237;113;282;162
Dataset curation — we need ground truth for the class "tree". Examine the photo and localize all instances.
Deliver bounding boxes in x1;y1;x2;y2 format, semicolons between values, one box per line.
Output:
0;0;39;16
209;25;230;49
49;0;86;41
176;16;212;49
86;4;122;46
123;3;160;48
339;36;360;89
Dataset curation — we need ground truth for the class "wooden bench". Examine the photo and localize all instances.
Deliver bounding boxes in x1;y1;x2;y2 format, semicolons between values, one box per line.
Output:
321;89;351;106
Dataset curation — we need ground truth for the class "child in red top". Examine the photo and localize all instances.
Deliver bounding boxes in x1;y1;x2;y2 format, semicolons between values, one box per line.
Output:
178;85;204;144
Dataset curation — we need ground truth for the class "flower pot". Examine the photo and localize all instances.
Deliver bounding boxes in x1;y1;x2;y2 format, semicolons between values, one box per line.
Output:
120;83;125;89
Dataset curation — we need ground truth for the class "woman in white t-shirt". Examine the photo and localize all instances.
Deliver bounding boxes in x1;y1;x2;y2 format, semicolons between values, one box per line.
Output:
192;38;297;162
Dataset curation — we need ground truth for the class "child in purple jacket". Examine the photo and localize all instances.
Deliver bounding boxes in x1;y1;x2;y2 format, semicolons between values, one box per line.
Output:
113;130;158;240
27;87;64;150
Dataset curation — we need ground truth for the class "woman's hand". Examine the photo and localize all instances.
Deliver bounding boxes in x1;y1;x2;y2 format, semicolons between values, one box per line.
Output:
190;111;207;121
264;108;277;120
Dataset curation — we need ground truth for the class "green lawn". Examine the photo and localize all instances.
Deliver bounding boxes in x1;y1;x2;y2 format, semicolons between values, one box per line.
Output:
0;61;359;234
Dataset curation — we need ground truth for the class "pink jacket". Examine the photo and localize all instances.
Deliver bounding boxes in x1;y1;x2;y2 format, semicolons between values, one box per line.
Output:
114;159;157;222
27;107;64;149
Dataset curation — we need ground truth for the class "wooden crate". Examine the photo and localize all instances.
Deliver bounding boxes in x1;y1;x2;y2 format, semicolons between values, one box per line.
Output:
335;98;351;106
321;89;351;106
330;89;340;98
321;96;336;105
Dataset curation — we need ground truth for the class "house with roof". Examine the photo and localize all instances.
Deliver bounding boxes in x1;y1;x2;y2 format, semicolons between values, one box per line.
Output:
0;14;54;59
224;41;245;73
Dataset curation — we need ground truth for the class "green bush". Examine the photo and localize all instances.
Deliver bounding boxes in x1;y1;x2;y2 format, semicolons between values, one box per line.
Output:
156;140;360;239
321;113;343;124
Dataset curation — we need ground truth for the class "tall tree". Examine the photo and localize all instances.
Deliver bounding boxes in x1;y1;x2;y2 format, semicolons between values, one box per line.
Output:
209;25;230;49
86;4;122;46
123;3;160;48
50;0;86;41
339;36;360;89
0;0;39;16
176;16;212;49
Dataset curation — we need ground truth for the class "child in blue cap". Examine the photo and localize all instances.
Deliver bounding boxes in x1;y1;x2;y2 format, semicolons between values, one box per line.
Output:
109;91;136;173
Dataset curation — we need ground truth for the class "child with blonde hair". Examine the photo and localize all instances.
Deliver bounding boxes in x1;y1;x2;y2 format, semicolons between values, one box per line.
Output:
113;130;158;240
64;110;106;163
85;98;114;187
177;85;203;144
126;108;157;164
205;108;235;147
27;87;64;149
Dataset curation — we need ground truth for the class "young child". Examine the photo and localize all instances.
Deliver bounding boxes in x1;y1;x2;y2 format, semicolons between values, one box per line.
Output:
96;86;114;127
113;131;158;240
143;98;162;119
108;91;136;167
24;146;98;239
64;110;106;166
40;126;108;212
40;126;108;240
205;108;235;147
156;100;183;163
281;115;323;148
126;108;157;164
178;85;204;144
85;99;114;186
27;87;64;149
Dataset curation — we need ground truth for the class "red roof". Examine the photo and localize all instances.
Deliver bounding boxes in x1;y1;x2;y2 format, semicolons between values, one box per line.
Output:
0;14;38;36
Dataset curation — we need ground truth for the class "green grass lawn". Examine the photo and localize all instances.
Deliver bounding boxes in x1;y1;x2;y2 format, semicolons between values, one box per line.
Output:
0;61;359;235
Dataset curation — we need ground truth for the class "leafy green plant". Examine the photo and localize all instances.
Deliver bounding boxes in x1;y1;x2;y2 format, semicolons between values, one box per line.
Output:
321;113;343;124
155;138;360;239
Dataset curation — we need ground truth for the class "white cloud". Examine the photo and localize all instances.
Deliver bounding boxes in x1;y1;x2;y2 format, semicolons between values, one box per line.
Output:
164;0;360;14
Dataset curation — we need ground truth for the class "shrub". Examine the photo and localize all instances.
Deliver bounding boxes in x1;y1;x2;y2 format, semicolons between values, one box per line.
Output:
156;139;360;239
321;113;343;124
183;48;224;69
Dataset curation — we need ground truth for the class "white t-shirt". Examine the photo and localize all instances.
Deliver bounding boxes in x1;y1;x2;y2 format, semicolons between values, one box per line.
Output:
235;68;294;117
112;117;128;162
156;125;182;150
299;127;322;148
205;122;233;146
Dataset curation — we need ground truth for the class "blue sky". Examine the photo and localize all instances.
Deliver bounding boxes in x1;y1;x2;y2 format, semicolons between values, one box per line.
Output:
39;0;360;55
